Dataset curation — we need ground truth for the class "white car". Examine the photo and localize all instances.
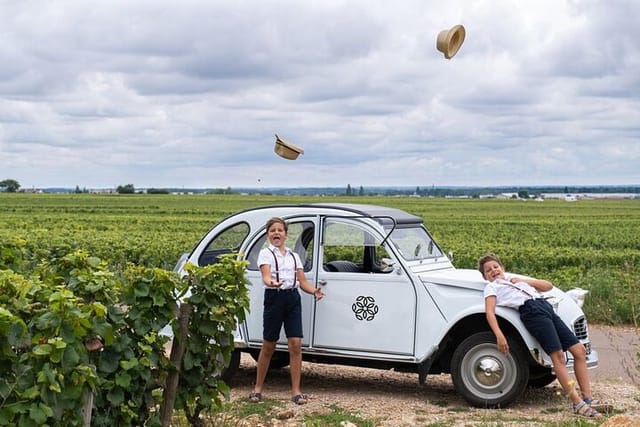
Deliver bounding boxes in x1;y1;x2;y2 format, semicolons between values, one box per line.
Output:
174;203;598;407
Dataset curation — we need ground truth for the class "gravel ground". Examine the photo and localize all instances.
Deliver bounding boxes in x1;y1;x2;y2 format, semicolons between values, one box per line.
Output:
222;325;640;426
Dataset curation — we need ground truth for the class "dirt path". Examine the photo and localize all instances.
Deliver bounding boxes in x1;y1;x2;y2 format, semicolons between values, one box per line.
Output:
589;325;640;386
227;325;640;426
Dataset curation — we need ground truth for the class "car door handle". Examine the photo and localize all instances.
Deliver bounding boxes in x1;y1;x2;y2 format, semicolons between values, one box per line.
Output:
318;279;327;286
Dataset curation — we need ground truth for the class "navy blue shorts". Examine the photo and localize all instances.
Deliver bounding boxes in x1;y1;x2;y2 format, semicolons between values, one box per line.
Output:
519;298;579;354
262;288;303;342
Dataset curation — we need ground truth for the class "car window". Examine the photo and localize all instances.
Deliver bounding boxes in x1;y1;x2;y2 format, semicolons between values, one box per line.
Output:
246;221;315;271
322;220;392;273
389;226;443;261
198;222;250;266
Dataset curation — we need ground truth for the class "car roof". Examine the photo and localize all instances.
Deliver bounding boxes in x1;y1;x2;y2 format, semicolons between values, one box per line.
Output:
310;203;423;225
231;203;423;226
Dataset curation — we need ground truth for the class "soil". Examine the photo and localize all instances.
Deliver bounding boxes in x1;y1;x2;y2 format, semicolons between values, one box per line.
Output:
225;325;640;426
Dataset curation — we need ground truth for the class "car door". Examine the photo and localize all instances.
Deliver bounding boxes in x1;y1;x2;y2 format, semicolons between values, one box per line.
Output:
312;217;416;355
243;218;317;347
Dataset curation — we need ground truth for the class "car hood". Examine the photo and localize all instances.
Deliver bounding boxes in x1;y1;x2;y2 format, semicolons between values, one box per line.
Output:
417;268;570;300
418;268;486;291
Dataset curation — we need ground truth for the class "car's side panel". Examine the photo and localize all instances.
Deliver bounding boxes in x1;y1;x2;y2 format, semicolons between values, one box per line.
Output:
312;269;416;354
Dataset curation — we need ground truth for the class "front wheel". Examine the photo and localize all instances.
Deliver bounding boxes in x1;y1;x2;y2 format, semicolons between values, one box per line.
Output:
527;370;556;388
451;331;529;408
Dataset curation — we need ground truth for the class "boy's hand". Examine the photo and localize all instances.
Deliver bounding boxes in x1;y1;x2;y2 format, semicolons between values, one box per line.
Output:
496;334;509;354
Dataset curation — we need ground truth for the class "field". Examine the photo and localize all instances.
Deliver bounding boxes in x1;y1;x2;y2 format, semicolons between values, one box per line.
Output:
1;193;638;325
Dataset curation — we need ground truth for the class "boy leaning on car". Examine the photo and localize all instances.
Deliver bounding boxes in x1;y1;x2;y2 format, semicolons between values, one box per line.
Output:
478;253;613;419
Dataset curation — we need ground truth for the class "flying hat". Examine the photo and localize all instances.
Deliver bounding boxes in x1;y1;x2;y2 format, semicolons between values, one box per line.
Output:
274;134;304;160
436;24;466;59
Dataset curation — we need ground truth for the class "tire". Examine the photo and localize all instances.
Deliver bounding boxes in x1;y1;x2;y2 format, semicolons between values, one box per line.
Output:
249;350;290;370
451;331;529;408
220;349;241;383
527;371;556;388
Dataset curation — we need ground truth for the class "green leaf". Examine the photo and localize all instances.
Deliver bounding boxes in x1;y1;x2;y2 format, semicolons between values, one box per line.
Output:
120;359;138;371
134;282;150;297
29;403;51;424
32;344;52;356
20;386;40;399
50;347;64;363
92;301;108;317
7;321;27;346
98;353;120;374
62;346;80;368
35;311;60;330
107;387;125;406
48;381;61;393
152;293;166;306
115;372;131;388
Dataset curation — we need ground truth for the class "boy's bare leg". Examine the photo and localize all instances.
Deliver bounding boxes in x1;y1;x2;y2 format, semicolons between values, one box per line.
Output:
253;340;276;393
568;343;591;399
549;350;583;405
288;337;303;396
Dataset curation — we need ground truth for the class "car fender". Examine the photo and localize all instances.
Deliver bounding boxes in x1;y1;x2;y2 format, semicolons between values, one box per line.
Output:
450;301;544;362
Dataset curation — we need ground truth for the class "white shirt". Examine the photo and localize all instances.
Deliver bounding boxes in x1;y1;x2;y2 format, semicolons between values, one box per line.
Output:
483;276;542;309
257;245;303;290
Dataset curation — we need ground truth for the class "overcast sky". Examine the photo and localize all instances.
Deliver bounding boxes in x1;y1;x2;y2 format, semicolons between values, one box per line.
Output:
1;0;639;189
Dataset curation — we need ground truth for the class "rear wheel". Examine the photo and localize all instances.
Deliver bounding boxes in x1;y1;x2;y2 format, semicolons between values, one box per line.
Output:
249;350;290;370
220;349;241;382
451;331;529;408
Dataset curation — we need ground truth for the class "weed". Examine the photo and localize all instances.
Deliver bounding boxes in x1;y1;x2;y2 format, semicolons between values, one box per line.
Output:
304;404;380;427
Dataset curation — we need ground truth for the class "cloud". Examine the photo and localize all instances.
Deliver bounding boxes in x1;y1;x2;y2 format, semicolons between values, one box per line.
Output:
0;0;638;189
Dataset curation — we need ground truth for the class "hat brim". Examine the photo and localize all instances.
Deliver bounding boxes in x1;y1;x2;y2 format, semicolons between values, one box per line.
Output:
436;24;466;59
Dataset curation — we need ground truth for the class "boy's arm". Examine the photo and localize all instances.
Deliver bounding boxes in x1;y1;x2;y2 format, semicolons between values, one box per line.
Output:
260;264;280;287
297;269;324;300
510;276;553;292
485;295;509;354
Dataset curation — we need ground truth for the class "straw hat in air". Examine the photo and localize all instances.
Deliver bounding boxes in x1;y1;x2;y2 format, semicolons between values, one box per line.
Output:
274;134;304;160
436;24;466;59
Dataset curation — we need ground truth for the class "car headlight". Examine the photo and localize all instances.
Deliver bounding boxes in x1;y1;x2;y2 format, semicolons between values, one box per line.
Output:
565;288;588;308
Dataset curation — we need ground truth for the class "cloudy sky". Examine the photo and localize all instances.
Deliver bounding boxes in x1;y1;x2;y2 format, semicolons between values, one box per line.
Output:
1;0;638;189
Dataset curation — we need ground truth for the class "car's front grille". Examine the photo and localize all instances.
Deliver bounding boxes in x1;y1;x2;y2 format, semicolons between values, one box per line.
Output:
573;316;588;340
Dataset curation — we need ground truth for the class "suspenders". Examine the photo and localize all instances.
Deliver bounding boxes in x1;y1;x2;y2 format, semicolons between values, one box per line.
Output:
270;249;297;288
499;279;539;299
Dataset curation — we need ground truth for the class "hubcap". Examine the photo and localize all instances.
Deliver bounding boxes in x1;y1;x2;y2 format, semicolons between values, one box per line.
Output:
474;356;504;386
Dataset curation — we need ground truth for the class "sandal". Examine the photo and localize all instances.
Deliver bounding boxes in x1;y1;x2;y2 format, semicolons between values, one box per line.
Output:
584;397;614;414
291;394;308;405
248;391;262;403
573;401;602;418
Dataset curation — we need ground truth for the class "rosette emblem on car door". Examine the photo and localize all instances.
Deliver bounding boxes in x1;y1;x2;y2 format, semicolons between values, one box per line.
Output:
352;296;379;321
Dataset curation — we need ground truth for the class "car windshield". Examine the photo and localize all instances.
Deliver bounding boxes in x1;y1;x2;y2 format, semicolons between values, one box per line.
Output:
388;225;444;261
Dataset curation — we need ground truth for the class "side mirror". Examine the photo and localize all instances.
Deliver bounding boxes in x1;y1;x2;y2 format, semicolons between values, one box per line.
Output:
447;251;454;262
380;258;396;273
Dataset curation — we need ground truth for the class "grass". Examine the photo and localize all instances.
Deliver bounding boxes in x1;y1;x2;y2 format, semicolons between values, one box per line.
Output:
304;404;381;426
167;395;618;426
171;400;383;426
